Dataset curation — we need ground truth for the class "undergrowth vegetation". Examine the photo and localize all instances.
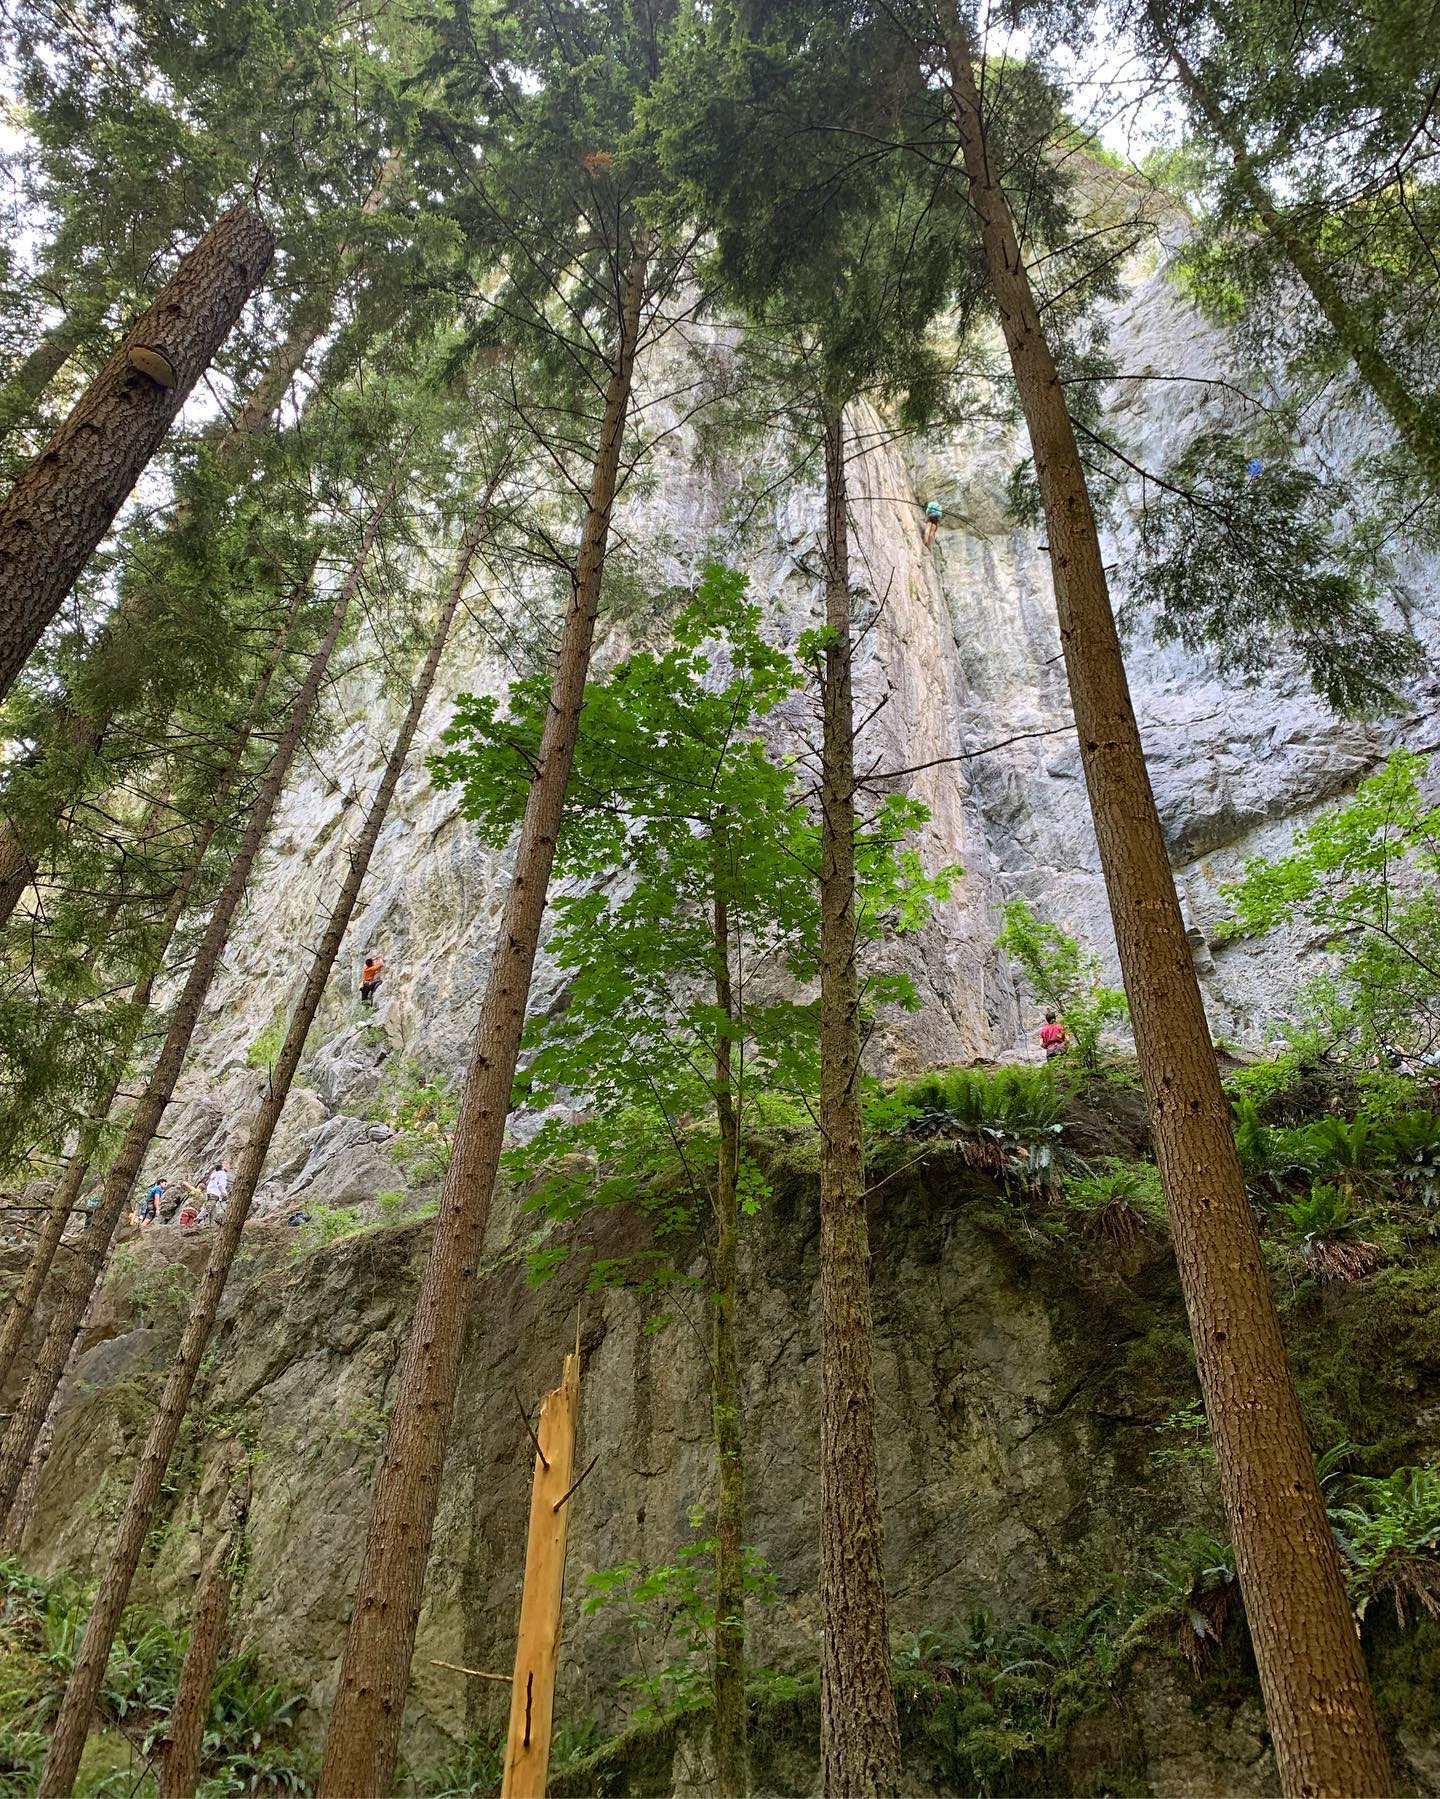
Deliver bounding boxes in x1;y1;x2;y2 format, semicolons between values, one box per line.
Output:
0;1559;309;1796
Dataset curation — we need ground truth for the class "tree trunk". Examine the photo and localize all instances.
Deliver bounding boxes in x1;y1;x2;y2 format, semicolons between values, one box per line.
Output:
0;313;332;932
0;494;387;1531
1156;22;1440;498
159;1459;253;1799
816;411;901;1799
940;23;1391;1799
2;1283;100;1552
0;205;275;700
317;238;650;1799
0;583;305;1395
710;873;748;1799
35;501;483;1799
0;297;104;425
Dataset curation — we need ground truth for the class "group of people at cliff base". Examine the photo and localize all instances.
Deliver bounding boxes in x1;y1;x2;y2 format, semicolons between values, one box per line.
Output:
107;1163;230;1231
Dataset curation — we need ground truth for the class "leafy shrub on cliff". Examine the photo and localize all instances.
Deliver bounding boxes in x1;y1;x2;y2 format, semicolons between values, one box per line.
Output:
893;1603;1124;1792
1331;1467;1440;1627
1066;1159;1166;1250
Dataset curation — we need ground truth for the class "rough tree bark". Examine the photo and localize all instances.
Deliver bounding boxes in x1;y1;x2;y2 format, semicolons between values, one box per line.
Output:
0;181;370;933
0;494;390;1528
817;410;901;1798
317;237;650;1799
158;1454;253;1799
0;584;305;1396
0;204;275;700
940;21;1391;1799
34;504;484;1799
710;867;748;1799
1155;19;1440;498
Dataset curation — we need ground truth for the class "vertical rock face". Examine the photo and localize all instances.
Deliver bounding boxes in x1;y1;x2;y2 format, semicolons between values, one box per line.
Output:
154;223;1439;1195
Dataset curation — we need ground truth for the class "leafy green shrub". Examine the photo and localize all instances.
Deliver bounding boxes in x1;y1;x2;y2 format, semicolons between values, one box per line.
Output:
995;898;1128;1070
287;1204;363;1257
583;1512;780;1725
870;1065;1066;1195
893;1603;1124;1792
1149;1401;1214;1473
370;1058;460;1184
1303;1115;1387;1193
416;1735;504;1799
1065;1159;1166;1251
1330;1466;1440;1627
1143;1533;1238;1673
880;1064;1065;1137
1279;1182;1353;1244
244;1006;289;1076
1278;1184;1384;1281
1385;1111;1440;1217
0;1724;44;1799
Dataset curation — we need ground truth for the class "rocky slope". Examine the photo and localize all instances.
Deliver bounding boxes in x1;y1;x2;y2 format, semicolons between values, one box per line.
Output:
11;1089;1440;1794
135;194;1440;1207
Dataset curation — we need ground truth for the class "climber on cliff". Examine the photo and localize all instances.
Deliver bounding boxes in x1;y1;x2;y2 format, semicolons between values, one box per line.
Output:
922;499;944;547
1040;1011;1068;1060
360;950;385;1006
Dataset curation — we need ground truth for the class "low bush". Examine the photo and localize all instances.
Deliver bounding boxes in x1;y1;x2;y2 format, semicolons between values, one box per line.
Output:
1330;1466;1440;1628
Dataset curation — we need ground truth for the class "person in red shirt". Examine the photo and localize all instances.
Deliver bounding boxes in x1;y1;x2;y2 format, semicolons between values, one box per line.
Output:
1039;1011;1068;1059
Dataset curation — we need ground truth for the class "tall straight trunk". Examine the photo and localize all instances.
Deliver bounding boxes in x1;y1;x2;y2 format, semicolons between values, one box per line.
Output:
36;505;483;1799
0;496;388;1528
816;411;901;1798
0;296;105;424
0;303;335;932
2;1283;100;1551
0;583;304;1395
710;873;747;1799
318;238;650;1799
0;205;275;700
1156;22;1440;498
940;23;1391;1799
158;1461;252;1799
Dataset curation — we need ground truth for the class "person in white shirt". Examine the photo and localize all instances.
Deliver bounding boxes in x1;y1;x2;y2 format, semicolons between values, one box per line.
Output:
205;1164;230;1223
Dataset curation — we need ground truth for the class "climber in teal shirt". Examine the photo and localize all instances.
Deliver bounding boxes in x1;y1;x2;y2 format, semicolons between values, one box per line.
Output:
923;499;943;547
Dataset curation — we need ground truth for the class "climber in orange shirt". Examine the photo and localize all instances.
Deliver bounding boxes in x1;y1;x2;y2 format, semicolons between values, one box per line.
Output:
361;951;386;1005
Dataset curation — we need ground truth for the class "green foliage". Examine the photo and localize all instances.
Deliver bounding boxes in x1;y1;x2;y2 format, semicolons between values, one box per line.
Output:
875;1064;1066;1139
1121;430;1420;715
287;1204;364;1257
892;1602;1125;1794
1330;1467;1440;1628
415;1735;504;1799
370;1060;459;1185
1142;1533;1239;1674
1149;1402;1215;1473
1222;752;1440;1063
245;1006;289;1075
1279;1183;1354;1247
996;899;1128;1071
441;565;954;1275
0;1559;309;1791
583;1514;781;1725
1066;1159;1167;1252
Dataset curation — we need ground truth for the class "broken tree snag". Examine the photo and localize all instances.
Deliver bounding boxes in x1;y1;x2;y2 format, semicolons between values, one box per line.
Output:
502;1352;581;1799
0;203;275;702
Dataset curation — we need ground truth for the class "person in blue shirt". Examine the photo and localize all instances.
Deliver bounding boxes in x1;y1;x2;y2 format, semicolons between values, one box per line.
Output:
923;499;944;547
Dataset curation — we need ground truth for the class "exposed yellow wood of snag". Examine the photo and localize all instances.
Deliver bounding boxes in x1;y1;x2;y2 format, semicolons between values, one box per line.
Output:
501;1350;581;1799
